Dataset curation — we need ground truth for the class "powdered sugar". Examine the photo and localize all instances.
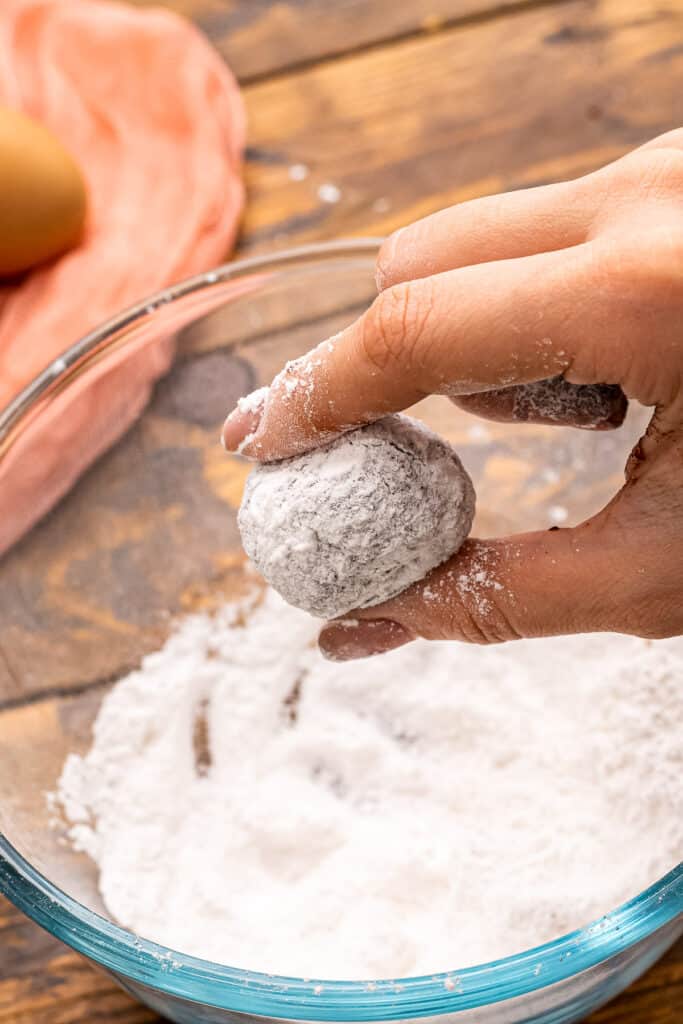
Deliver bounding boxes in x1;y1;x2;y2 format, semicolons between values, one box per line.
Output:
237;386;269;415
499;377;626;428
229;387;270;454
288;163;309;181
268;356;318;427
54;587;682;980
238;415;475;618
318;183;342;204
423;544;508;617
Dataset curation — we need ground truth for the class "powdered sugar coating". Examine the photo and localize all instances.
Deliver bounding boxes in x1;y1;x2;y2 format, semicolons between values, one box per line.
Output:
500;377;626;428
238;415;476;618
237;386;269;415
54;587;683;978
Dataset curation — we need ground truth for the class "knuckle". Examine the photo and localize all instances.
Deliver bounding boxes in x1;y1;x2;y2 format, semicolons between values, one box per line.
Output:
441;595;523;646
644;147;683;190
593;226;683;298
361;291;404;374
419;543;525;646
361;281;434;375
376;232;402;291
619;147;683;197
642;232;683;291
594;149;683;282
476;601;524;645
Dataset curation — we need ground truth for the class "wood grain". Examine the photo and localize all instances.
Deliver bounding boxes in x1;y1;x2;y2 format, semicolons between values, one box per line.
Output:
0;895;680;1023
1;1;682;1022
238;0;683;254
126;0;558;81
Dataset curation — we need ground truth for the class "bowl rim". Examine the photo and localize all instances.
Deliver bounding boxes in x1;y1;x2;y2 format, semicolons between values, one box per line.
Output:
1;837;681;1019
0;238;383;443
0;239;681;1019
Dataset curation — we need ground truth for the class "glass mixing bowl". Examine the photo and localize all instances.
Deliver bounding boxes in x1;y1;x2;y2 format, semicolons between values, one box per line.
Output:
0;240;680;1024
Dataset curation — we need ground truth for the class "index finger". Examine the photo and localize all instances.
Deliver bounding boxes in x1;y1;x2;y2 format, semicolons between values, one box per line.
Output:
222;243;615;461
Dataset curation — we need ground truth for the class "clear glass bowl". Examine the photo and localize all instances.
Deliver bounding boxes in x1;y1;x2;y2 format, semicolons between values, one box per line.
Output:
0;240;680;1024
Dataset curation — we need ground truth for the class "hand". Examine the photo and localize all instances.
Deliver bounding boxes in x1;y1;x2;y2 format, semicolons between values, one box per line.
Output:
223;130;683;659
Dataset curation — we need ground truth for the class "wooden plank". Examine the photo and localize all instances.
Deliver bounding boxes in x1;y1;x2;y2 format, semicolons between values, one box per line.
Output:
2;0;678;705
125;0;558;81
0;895;156;1023
0;895;680;1023
238;0;683;253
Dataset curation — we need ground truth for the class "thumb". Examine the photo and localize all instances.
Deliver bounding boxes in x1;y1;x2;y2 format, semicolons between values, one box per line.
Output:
317;526;645;660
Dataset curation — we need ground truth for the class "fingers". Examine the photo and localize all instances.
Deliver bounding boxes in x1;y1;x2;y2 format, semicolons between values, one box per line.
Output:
375;177;596;290
374;128;683;296
451;378;627;430
317;527;629;660
319;435;683;658
372;176;630;435
223;243;613;461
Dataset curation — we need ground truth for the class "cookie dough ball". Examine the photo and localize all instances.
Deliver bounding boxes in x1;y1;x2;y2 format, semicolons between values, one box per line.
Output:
238;414;476;619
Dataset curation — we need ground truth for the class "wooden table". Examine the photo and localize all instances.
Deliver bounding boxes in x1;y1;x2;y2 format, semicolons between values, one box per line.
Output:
1;0;682;1021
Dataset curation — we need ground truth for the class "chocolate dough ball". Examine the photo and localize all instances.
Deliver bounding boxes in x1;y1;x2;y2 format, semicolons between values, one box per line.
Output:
238;415;476;619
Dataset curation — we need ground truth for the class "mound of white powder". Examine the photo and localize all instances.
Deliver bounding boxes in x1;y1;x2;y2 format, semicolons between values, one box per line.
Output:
56;587;682;979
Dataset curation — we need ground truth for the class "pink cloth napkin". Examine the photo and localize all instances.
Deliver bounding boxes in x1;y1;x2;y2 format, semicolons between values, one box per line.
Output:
0;0;246;553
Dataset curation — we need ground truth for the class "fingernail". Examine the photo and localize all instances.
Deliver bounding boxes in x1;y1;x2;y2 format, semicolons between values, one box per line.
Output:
222;386;269;454
319;618;412;661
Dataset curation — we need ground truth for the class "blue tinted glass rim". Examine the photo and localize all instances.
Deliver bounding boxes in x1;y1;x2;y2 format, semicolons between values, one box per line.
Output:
0;241;681;1018
1;837;681;1019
